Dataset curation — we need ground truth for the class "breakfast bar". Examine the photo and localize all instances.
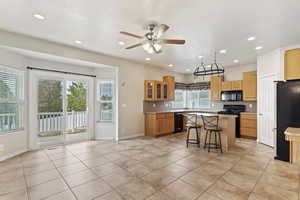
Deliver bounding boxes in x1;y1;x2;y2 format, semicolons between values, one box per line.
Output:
144;110;237;152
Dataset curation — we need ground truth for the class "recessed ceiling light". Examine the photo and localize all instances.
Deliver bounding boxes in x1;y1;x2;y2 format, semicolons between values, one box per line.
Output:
145;58;151;61
219;49;227;54
186;69;191;72
198;55;203;59
233;59;239;63
33;14;45;20
118;41;125;45
255;46;263;50
168;64;173;67
247;36;256;41
75;40;82;44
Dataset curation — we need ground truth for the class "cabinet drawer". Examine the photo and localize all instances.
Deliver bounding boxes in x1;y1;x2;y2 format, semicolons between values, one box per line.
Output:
240;119;257;129
156;113;166;119
240;127;257;137
240;114;257;120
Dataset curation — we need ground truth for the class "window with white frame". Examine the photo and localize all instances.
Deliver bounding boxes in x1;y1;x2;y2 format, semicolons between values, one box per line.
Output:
186;90;211;109
173;89;211;109
97;80;114;122
172;89;187;109
0;66;24;133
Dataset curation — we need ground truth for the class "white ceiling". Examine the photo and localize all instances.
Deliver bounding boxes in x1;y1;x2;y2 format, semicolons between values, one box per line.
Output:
0;0;300;73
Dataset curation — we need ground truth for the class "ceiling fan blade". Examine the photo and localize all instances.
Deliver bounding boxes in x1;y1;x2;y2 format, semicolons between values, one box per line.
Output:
156;24;170;38
120;31;144;39
125;43;143;49
160;39;186;45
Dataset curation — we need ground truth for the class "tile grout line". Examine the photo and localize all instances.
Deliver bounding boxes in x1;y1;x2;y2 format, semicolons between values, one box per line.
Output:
46;146;79;200
66;142;128;200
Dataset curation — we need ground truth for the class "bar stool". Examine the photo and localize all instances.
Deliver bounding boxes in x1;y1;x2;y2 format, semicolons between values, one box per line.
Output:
185;114;201;148
201;115;223;153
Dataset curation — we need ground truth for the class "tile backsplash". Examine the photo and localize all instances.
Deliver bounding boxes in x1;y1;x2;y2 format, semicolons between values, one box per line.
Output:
143;101;173;112
144;100;257;113
211;101;257;113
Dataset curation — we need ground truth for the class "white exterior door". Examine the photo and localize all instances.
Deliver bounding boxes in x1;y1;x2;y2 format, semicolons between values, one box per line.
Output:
257;75;276;147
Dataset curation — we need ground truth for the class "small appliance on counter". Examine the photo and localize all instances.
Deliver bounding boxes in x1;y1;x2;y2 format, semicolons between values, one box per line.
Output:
221;91;243;101
218;104;246;137
276;80;300;162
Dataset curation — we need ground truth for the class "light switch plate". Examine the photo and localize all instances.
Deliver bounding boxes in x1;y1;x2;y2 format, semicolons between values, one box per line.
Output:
0;145;4;151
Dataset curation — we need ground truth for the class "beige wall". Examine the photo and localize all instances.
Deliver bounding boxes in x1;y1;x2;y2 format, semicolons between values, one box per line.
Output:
184;64;257;83
0;30;186;159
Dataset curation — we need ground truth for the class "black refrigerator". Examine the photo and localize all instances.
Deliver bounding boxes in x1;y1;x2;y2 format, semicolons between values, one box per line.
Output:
276;80;300;162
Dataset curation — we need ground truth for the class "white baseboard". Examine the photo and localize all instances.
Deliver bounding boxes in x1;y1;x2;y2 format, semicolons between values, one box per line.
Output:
0;149;28;162
119;133;145;140
94;137;115;140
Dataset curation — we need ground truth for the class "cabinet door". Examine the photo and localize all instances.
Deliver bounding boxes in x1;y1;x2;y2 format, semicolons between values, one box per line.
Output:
221;81;232;91
285;48;300;80
243;71;257;101
163;76;175;100
157;118;165;134
163;83;168;100
232;80;243;90
211;76;224;100
144;81;155;101
155;81;163;101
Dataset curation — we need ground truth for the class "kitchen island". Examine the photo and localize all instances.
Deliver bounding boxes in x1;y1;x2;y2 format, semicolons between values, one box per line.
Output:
144;110;237;152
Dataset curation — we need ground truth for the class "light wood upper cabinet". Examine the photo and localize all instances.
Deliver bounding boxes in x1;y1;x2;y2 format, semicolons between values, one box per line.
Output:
285;48;300;80
144;80;155;101
243;71;257;101
163;76;175;101
211;76;224;100
221;81;232;91
144;76;175;101
155;81;164;101
232;80;243;90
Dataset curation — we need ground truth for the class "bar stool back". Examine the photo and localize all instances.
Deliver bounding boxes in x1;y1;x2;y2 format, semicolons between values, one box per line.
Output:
201;115;223;153
184;114;201;148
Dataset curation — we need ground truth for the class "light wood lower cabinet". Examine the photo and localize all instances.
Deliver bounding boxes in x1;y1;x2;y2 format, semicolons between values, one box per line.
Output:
240;113;257;138
145;113;174;136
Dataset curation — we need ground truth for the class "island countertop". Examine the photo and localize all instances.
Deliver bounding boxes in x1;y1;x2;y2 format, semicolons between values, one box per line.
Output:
144;110;237;118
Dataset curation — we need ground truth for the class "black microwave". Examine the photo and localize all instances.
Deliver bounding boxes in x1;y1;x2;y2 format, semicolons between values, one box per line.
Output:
221;91;243;101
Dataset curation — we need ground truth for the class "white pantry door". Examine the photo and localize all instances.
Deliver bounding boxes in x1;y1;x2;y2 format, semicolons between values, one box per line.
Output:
258;75;276;147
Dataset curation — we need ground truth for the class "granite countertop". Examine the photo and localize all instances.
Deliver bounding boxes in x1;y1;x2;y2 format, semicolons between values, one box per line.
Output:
144;109;238;118
144;109;221;114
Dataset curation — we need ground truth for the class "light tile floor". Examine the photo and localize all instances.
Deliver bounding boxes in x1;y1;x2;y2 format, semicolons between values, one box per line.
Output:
0;132;299;200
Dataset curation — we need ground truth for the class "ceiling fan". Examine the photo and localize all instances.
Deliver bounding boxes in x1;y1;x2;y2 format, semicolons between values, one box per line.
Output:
120;23;186;54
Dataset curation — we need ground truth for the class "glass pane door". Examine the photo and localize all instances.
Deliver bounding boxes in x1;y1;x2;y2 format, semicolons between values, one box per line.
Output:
38;79;64;147
37;78;89;147
65;80;88;143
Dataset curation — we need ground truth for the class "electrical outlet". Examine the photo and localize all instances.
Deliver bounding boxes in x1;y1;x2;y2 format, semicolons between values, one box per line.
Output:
0;145;4;151
249;104;253;108
153;104;156;107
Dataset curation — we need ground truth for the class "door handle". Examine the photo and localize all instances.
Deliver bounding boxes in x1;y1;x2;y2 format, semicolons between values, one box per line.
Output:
259;113;263;116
